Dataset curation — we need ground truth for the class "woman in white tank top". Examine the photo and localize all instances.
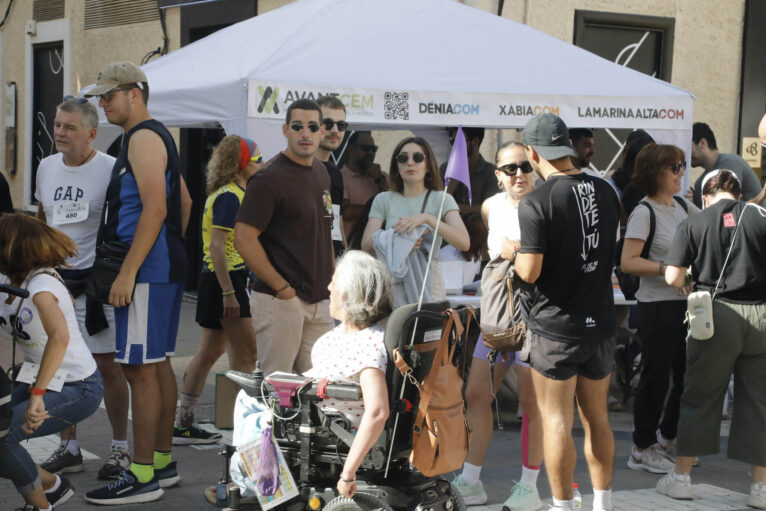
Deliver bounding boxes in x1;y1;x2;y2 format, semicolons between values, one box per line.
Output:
453;142;545;509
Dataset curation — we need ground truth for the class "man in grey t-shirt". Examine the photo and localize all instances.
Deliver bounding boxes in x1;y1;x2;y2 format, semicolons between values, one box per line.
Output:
689;122;761;207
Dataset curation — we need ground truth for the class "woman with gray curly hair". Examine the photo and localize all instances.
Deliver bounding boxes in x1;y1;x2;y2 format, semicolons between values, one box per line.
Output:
304;250;393;499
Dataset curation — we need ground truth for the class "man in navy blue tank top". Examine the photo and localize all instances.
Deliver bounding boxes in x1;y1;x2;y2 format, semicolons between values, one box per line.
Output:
84;61;192;505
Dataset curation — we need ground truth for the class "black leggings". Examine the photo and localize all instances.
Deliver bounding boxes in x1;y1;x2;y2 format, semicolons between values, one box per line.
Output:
632;300;687;448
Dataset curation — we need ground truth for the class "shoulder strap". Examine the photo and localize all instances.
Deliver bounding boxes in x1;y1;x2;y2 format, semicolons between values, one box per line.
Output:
712;202;751;299
673;196;689;213
638;200;656;259
412;311;456;427
420;189;432;214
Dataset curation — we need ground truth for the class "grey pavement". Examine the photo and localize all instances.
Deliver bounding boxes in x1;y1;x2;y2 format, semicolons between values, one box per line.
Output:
0;299;757;510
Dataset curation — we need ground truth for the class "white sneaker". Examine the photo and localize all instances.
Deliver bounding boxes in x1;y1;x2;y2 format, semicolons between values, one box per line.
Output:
501;481;542;511
627;444;674;473
451;474;488;506
656;471;693;500
748;482;766;509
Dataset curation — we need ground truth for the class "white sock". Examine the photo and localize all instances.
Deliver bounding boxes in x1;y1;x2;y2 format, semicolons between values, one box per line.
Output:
112;439;129;451
461;462;482;485
39;506;52;511
552;497;574;510
61;439;79;455
593;489;612;510
520;465;540;487
46;474;61;493
656;430;671;449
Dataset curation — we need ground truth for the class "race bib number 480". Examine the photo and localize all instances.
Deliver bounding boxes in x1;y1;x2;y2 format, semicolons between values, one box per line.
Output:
52;200;90;226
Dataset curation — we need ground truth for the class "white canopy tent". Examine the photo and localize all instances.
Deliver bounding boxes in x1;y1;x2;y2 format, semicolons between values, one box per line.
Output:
87;0;694;184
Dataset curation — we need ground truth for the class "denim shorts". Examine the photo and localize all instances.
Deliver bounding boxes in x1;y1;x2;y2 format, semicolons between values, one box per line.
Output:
0;371;103;493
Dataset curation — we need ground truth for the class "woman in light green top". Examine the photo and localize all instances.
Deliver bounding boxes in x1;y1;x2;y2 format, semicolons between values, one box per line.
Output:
361;136;469;300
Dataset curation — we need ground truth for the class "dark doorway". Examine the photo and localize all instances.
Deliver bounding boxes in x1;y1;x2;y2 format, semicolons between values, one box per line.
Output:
31;41;65;204
178;0;257;290
179;23;230;290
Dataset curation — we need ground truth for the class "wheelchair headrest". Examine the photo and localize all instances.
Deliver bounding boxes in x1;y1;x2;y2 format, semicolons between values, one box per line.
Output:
383;301;451;357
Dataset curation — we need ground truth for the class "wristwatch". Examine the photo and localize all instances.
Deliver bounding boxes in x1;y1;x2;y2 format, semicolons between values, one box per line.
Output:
658;262;667;276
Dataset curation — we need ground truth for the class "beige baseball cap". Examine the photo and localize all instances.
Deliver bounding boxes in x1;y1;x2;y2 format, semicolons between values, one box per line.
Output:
84;61;147;97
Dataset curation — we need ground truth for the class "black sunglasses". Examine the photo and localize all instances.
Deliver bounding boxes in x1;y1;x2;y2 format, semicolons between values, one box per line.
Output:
396;152;425;164
98;86;137;102
63;95;88;104
357;144;378;153
322;119;348;132
498;161;533;175
289;122;321;133
670;161;687;175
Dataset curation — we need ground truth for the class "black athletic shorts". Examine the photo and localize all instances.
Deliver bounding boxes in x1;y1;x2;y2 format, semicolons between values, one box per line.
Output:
521;330;615;381
195;269;251;330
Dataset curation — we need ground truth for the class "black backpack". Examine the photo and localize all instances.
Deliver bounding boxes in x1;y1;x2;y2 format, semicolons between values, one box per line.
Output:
614;196;688;300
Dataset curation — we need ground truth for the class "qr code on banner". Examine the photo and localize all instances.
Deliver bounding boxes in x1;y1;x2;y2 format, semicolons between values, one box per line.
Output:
384;91;409;120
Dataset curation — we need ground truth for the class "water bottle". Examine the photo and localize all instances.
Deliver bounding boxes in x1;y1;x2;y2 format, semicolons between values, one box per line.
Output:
573;483;582;509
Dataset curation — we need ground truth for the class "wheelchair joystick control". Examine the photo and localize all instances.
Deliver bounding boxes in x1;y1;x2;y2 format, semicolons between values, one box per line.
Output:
252;361;264;386
225;364;266;398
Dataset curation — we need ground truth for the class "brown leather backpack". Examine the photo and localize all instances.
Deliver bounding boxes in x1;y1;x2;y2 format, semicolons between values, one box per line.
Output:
393;309;471;477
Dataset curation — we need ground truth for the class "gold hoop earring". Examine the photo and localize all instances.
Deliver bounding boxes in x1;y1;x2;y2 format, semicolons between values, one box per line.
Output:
497;180;503;190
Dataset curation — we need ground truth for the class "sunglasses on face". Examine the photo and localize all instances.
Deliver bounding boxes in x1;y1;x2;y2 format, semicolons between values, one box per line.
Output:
251;154;263;164
396;152;425;164
98;86;136;102
63;95;88;104
322;119;348;132
498;161;533;175
670;161;687;175
289;122;321;133
357;144;378;153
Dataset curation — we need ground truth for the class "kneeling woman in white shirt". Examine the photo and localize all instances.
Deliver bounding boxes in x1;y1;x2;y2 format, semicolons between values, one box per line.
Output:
304;250;393;499
0;214;103;511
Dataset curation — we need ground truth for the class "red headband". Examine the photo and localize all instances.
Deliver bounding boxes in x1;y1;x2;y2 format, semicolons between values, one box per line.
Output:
238;137;258;171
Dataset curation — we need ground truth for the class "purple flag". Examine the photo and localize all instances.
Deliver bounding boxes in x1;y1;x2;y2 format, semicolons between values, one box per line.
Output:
444;126;472;205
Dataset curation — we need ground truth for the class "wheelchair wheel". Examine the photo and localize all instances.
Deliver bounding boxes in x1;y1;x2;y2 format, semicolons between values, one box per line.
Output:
324;493;393;511
448;483;467;511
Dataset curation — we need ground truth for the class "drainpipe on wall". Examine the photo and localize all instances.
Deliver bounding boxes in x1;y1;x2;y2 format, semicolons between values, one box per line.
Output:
524;0;531;25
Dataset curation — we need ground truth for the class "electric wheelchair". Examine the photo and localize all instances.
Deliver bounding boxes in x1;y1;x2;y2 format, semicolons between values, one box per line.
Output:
221;301;476;511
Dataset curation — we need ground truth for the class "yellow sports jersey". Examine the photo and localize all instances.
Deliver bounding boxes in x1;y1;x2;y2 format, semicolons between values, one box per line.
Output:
201;182;246;272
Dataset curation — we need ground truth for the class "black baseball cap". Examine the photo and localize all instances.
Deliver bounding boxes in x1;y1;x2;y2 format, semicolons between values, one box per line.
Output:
522;113;577;161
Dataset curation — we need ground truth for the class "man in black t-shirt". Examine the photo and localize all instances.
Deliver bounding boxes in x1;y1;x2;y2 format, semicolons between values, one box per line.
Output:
515;114;620;511
316;95;347;256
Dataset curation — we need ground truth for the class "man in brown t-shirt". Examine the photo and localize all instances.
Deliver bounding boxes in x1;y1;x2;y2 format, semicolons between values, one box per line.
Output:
234;99;334;375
